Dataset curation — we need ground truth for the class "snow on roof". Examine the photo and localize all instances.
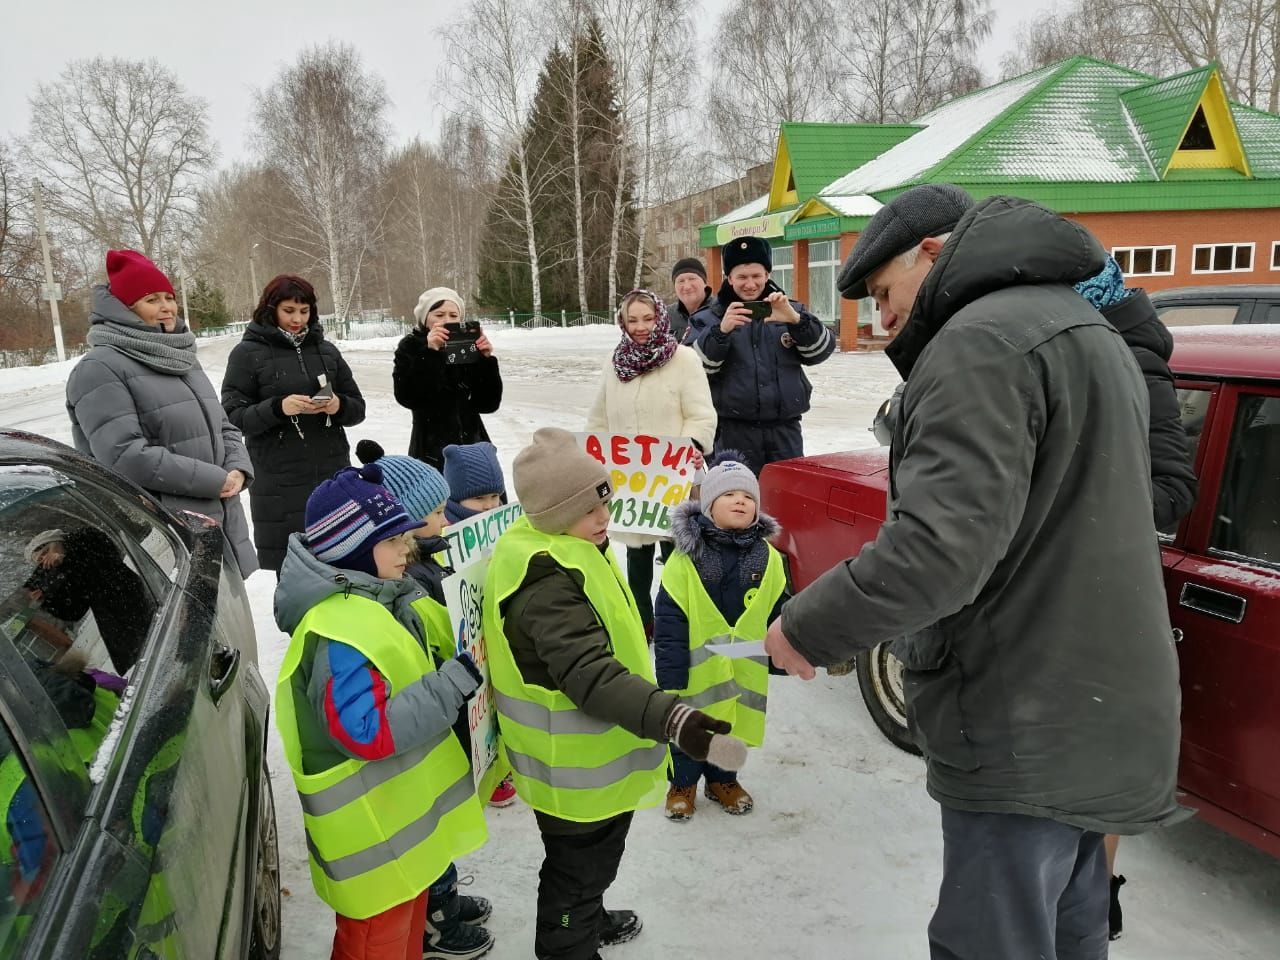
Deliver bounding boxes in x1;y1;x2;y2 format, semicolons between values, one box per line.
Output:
820;65;1058;196
821;194;883;217
712;193;768;224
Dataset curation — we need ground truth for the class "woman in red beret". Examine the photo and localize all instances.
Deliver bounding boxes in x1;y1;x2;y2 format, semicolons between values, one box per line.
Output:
65;249;258;576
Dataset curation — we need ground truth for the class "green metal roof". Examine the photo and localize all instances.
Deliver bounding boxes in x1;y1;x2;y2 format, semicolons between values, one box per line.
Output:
1232;105;1280;175
932;59;1159;184
699;56;1280;238
1120;66;1213;175
779;123;920;200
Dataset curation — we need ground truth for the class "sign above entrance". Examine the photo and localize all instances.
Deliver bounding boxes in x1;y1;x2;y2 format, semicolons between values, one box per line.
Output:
715;211;791;245
785;217;841;240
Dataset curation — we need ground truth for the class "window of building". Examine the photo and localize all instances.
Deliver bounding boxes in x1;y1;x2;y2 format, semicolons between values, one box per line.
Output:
1271;241;1280;270
1192;243;1254;273
807;240;842;325
1210;393;1280;566
1180;107;1216;150
771;244;794;292
1112;246;1175;277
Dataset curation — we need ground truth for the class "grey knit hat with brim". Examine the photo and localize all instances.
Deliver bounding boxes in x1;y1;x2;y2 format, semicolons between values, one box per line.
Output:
836;183;974;300
514;428;613;535
699;459;759;520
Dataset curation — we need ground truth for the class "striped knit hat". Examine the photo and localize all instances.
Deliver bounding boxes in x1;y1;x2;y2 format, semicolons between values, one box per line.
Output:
355;439;449;519
303;464;425;573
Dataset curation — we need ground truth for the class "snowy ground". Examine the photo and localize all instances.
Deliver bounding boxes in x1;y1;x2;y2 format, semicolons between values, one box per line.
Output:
3;326;1278;959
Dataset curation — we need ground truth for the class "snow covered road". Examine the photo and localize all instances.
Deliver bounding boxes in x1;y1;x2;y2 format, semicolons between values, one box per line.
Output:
3;326;1277;959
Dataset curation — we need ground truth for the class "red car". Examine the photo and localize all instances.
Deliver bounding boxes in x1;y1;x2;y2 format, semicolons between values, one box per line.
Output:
761;325;1280;858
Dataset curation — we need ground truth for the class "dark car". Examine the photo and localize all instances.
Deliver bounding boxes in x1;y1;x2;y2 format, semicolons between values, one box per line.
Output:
761;326;1280;859
1151;284;1280;327
0;430;280;958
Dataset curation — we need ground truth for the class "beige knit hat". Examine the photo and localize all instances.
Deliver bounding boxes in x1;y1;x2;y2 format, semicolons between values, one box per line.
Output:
514;428;613;534
413;286;464;325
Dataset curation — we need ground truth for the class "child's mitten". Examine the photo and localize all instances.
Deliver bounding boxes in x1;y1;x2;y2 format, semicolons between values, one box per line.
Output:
665;703;749;770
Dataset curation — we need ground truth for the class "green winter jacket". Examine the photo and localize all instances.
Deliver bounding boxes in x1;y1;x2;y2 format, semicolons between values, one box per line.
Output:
501;547;681;831
782;196;1185;836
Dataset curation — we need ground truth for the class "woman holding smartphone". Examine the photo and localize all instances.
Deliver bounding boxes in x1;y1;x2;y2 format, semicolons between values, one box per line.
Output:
393;286;503;471
221;274;366;572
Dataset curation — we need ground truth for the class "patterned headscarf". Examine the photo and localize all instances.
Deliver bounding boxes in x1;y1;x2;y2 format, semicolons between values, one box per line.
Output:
612;289;679;383
1074;254;1134;310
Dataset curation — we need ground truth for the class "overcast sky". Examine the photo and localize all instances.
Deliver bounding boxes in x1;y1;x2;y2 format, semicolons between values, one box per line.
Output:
0;0;1055;168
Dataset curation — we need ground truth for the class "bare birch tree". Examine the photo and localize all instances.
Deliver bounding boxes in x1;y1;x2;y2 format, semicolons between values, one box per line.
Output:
445;0;549;316
24;57;213;259
706;0;837;174
251;42;388;319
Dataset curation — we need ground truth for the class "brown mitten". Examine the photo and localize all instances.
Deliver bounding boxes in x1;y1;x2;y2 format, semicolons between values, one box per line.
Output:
664;703;749;770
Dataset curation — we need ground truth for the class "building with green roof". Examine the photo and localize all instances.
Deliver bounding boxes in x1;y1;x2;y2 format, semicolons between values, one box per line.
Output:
698;57;1280;349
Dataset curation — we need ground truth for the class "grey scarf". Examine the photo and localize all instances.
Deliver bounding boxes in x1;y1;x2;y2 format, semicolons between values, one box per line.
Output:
87;322;198;375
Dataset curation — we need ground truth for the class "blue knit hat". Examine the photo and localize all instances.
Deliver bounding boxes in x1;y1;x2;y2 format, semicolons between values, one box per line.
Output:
355;439;449;519
304;464;424;571
443;442;505;502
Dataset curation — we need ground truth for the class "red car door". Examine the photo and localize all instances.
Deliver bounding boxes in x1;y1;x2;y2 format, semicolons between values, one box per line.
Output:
1164;382;1280;854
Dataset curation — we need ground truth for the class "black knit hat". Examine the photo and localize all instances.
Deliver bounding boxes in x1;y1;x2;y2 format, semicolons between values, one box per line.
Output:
721;236;772;275
836;183;974;300
671;257;708;282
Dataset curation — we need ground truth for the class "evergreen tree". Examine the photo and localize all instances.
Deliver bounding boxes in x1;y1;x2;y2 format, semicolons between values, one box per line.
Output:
477;19;638;313
188;276;232;330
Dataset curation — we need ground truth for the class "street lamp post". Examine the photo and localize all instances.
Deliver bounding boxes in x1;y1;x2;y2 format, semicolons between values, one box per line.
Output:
32;180;66;362
248;243;260;318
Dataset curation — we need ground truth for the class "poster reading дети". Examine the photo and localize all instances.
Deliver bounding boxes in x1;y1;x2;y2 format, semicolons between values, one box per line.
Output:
576;432;701;537
440;501;522;797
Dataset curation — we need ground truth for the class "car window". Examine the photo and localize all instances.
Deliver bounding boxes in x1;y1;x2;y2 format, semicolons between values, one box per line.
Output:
0;721;60;952
1210;394;1280;565
1158;388;1213;537
1156;304;1241;326
1263;304;1280;325
0;465;177;680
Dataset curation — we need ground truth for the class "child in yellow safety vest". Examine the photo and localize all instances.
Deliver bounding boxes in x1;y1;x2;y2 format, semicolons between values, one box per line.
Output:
484;427;747;960
273;463;490;960
655;453;787;821
351;440;497;960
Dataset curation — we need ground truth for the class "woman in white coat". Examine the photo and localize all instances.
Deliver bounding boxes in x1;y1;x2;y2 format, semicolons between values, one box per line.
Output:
586;288;717;634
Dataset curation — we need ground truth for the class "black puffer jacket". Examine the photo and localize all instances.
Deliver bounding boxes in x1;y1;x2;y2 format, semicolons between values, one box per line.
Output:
220;319;365;572
393;327;503;470
1100;291;1198;530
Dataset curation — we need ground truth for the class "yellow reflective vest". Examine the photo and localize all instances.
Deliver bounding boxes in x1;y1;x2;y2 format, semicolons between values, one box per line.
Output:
483;516;667;823
276;593;488;919
659;545;785;747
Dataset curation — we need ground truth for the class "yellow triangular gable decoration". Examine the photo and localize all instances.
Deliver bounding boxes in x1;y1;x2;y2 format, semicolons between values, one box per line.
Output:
1167;70;1251;177
768;132;799;211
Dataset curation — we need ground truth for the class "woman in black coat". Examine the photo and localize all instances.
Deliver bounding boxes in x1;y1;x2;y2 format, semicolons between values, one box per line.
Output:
393;286;502;471
220;275;366;572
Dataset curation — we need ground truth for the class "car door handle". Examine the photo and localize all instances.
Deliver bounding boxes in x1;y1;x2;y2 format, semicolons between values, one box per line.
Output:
1179;583;1247;624
210;644;241;703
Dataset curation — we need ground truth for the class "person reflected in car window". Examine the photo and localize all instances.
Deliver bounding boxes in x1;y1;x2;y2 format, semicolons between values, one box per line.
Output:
22;527;156;674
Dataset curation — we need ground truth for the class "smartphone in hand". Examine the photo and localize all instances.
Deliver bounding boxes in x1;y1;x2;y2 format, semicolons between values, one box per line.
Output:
311;374;334;403
442;320;483;364
740;300;772;321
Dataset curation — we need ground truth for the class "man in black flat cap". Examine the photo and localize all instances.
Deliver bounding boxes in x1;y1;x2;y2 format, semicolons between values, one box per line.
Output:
687;236;834;473
667;257;712;344
763;183;1187;960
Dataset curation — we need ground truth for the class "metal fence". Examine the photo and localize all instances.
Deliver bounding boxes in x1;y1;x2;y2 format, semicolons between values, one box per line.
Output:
478;310;614;329
0;343;88;368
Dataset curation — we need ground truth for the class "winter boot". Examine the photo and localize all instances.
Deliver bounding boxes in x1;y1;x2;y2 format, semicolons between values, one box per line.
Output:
422;921;494;960
425;866;495;959
599;909;642;946
665;784;696;821
704;780;753;815
1109;874;1126;941
488;774;517;808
